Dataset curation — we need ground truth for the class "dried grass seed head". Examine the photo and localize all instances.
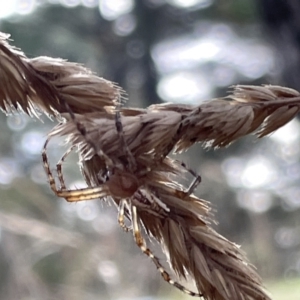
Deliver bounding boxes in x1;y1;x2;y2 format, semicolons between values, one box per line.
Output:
0;32;123;119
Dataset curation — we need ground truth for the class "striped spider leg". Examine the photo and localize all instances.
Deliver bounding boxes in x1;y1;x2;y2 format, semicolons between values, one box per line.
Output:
56;145;76;190
115;191;203;298
117;199;132;232
130;201;202;298
42;136;113;201
177;160;202;196
43;135;133;233
115;108;136;172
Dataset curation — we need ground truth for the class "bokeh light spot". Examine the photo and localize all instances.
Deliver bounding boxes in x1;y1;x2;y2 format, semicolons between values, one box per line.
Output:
126;40;145;59
21;131;44;156
98;260;120;285
241;157;277;188
113;13;137;36
0;158;20;185
237;190;272;213
99;0;134;21
81;0;98;7
60;0;81;7
0;0;17;19
167;0;213;9
17;0;36;14
76;201;99;221
269;119;300;145
7;115;27;131
30;163;48;184
222;157;244;188
275;227;300;249
157;72;211;103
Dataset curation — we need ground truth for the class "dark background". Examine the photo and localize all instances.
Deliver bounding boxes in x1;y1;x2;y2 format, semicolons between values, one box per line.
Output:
0;0;299;299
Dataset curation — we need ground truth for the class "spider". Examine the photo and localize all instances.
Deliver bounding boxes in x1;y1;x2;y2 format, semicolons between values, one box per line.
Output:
42;107;203;297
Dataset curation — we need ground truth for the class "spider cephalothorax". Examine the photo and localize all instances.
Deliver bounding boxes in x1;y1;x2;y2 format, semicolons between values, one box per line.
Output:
106;170;139;199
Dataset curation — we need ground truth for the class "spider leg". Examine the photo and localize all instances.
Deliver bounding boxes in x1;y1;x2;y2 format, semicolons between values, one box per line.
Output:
115;108;136;172
63;101;115;168
154;115;201;196
135;190;170;213
42;137;110;202
161;115;187;158
59;186;109;202
131;205;202;297
42;137;59;194
179;161;202;196
118;199;132;232
57;145;76;190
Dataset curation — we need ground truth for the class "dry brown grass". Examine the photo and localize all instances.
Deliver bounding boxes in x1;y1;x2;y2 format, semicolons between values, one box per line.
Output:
2;32;299;300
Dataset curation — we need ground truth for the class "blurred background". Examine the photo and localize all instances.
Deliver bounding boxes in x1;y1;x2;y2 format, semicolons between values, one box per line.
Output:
0;0;300;299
